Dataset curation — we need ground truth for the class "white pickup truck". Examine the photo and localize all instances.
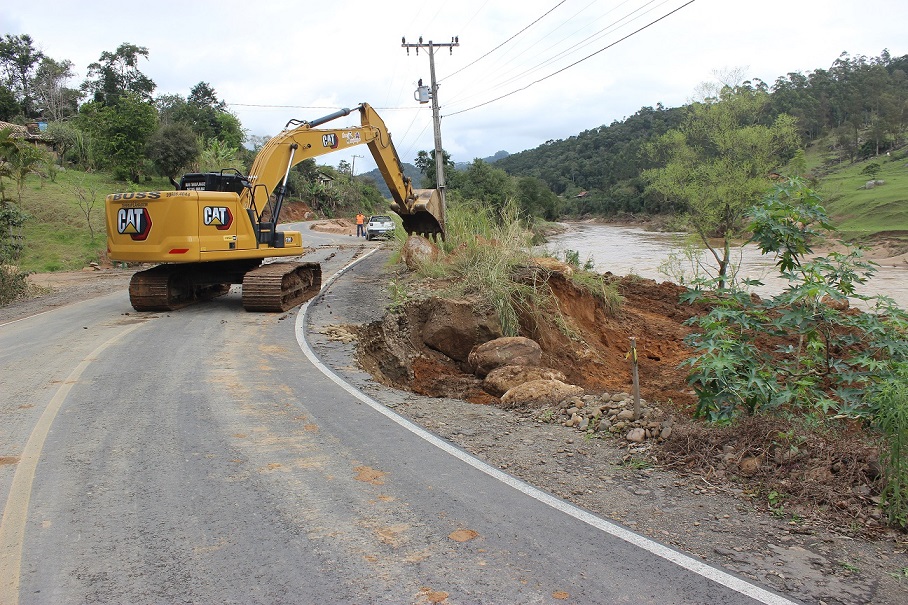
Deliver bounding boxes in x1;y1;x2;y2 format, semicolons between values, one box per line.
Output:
365;215;395;240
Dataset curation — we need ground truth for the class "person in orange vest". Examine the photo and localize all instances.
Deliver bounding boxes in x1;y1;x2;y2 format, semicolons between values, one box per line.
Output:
355;212;366;237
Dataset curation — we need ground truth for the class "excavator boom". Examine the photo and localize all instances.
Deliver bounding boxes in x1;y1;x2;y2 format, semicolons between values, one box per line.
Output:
246;103;444;239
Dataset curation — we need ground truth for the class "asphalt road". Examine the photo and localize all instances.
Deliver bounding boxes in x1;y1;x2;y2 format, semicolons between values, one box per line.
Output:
0;227;800;604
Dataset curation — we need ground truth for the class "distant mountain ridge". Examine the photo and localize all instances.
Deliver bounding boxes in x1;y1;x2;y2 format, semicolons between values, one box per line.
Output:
455;150;510;170
359;150;510;197
358;162;423;199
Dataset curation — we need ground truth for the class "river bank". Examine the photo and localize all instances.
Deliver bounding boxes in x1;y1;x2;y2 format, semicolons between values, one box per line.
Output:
546;221;908;309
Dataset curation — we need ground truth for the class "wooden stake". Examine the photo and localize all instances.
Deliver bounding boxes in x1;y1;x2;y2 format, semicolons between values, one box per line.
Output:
630;337;641;420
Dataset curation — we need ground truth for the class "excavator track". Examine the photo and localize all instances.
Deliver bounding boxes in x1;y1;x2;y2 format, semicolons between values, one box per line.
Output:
129;265;231;311
241;262;322;312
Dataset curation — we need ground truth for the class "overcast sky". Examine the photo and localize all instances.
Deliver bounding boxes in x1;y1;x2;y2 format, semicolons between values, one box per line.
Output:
3;1;907;174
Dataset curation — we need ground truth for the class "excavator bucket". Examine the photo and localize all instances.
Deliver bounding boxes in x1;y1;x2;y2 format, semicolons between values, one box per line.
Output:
397;189;446;241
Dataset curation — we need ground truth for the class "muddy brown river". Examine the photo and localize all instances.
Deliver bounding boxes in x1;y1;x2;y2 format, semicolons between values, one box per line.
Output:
546;223;908;310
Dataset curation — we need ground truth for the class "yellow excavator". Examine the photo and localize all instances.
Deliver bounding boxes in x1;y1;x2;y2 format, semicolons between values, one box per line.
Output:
105;103;444;312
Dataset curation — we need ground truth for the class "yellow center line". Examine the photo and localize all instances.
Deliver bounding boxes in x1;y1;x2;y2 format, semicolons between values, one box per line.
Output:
0;322;143;605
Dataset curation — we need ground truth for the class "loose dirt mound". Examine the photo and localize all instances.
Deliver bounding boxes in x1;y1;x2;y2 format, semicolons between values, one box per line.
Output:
281;200;316;222
359;271;702;408
310;218;356;236
527;272;701;406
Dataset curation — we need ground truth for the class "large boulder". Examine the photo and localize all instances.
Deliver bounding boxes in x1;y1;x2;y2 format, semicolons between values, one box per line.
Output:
483;365;567;397
468;336;542;377
499;379;584;410
421;297;502;362
401;235;440;271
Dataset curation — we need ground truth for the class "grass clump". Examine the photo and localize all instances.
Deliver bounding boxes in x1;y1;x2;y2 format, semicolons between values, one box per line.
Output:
569;270;623;317
441;201;546;336
396;200;551;336
0;264;30;306
873;365;908;528
561;248;623;317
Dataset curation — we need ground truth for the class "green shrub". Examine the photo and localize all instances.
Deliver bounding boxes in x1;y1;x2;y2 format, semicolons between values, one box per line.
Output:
872;366;908;527
682;179;908;421
0;264;29;306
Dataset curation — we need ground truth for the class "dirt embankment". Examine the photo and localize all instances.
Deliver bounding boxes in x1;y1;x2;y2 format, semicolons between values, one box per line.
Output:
358;262;891;528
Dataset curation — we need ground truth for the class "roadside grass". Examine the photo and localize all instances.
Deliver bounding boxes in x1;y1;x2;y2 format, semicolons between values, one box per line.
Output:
568;269;623;316
14;170;170;272
413;201;548;336
807;145;908;246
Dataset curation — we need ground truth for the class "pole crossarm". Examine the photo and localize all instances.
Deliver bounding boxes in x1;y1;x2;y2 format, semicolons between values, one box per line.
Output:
401;36;459;55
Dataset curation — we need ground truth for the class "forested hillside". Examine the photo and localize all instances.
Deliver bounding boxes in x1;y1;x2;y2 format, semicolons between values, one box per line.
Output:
496;50;908;217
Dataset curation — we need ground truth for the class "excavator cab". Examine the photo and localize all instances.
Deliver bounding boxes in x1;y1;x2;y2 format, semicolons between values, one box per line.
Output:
173;170;294;250
177;171;249;194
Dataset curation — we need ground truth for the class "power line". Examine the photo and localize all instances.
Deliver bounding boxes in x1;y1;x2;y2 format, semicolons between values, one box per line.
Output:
444;0;696;118
446;0;604;94
445;0;663;109
440;0;568;83
226;103;415;110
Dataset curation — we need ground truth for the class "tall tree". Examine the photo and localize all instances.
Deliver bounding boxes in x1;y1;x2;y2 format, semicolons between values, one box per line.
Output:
156;82;244;148
0;85;19;121
515;176;559;220
82;43;155;105
456;159;514;213
645;85;801;288
415;149;453;188
187;81;225;111
31;57;79;121
0;34;44;117
147;123;199;179
79;92;157;181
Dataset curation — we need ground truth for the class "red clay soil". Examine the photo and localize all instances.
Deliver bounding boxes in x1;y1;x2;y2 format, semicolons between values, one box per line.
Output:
529;273;702;409
363;268;706;412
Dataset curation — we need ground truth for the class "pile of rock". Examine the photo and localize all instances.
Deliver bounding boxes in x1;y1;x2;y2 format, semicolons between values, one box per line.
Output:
546;392;673;444
464;335;671;444
467;336;583;406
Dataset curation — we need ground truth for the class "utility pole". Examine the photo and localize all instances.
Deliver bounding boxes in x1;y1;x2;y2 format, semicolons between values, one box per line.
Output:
350;154;362;176
402;36;459;210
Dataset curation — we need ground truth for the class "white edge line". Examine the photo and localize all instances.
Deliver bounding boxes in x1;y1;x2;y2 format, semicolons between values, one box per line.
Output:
294;248;799;605
0;307;55;328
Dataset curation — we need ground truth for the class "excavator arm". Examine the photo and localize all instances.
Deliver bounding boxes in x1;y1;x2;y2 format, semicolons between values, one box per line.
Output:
244;103;444;239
